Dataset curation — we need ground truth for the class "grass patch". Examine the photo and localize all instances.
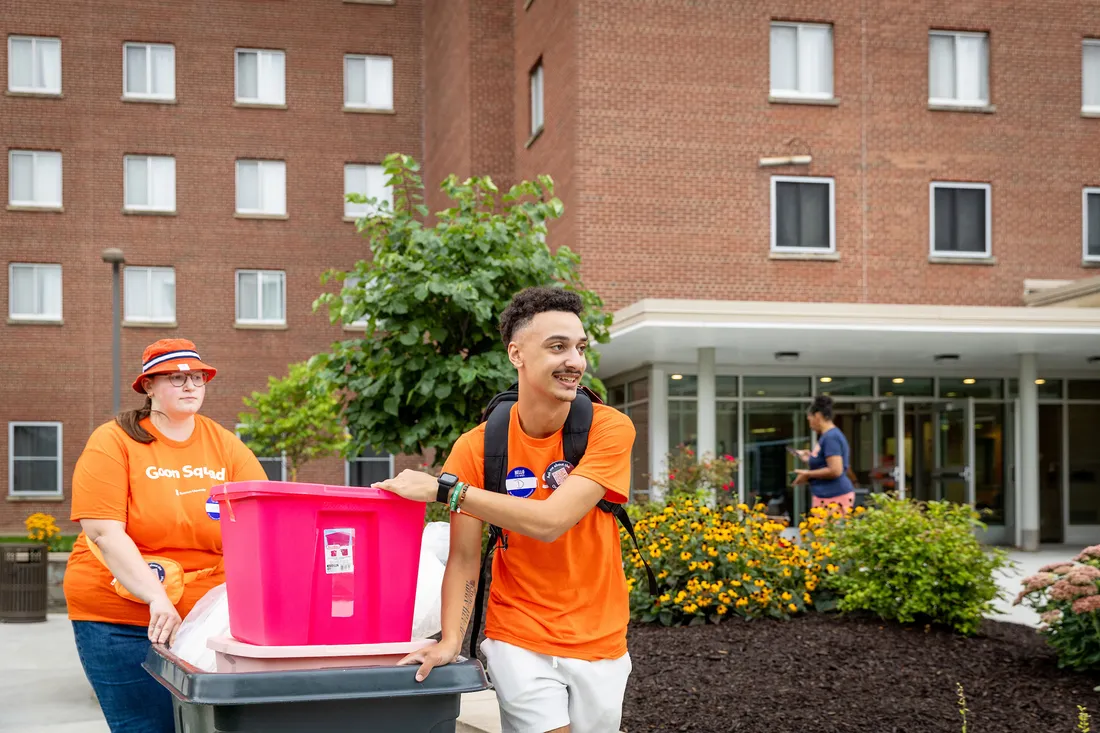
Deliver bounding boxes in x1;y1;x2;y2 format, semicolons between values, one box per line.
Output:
0;535;77;552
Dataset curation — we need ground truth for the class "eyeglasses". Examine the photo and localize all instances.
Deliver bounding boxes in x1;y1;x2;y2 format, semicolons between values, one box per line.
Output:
162;372;209;388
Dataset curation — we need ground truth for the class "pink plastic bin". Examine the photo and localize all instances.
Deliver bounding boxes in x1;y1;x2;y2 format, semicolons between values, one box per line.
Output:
209;481;426;647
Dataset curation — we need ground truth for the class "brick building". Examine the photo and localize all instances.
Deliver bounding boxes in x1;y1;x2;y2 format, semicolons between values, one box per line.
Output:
4;0;1100;549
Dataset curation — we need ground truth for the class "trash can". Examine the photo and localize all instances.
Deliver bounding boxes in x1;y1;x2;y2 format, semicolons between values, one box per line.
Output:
144;644;491;733
0;543;48;623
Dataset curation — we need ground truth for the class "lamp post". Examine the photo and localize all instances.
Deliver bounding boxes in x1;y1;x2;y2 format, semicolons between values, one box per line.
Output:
101;248;125;416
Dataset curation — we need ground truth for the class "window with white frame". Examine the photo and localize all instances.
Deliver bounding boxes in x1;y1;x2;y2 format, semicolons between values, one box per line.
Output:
769;22;833;100
1085;40;1100;113
124;155;176;212
1085;188;1100;262
8;36;61;95
235;49;285;105
123;43;175;100
770;176;835;252
236;270;286;325
236;160;286;216
9;263;62;321
235;426;286;481
530;61;544;135
930;182;991;257
124;266;175;323
929;31;989;107
346;447;394;487
9;150;62;208
343;275;373;328
344;54;393;110
9;422;63;496
344;164;392;218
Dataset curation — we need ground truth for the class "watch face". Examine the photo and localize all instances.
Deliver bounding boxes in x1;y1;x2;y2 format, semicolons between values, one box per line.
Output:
439;473;458;488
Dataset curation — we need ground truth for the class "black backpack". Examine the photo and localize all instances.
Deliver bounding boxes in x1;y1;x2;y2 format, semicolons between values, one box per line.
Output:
466;382;658;658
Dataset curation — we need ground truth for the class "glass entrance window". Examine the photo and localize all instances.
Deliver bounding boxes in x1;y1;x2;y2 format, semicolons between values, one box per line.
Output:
879;377;934;397
973;404;1006;524
939;378;1003;399
743;377;811;398
934;402;969;505
669;400;697;452
744;401;809;502
817;376;873;397
833;403;873;488
1039;404;1065;542
717;402;739;462
1069;404;1100;525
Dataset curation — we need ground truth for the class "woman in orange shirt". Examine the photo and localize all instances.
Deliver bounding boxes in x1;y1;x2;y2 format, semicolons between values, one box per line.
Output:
64;339;267;733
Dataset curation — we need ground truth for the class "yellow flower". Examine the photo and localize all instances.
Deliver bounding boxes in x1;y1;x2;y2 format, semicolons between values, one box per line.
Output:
806;582;817;591
658;570;669;580
736;597;749;608
726;552;739;562
680;551;692;561
826;564;838;574
659;594;671;603
730;580;741;587
683;603;697;613
754;579;766;588
742;573;752;582
782;567;792;578
803;593;812;604
688;562;698;571
717;605;728;615
788;603;798;612
649;548;662;559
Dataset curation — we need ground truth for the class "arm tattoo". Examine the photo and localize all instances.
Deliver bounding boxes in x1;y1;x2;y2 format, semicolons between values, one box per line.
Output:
459;579;476;639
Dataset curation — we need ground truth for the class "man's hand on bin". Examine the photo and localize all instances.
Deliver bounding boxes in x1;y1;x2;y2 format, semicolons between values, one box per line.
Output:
373;470;437;503
398;639;461;682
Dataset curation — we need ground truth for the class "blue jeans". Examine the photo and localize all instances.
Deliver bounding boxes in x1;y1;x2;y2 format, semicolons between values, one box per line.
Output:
71;621;175;733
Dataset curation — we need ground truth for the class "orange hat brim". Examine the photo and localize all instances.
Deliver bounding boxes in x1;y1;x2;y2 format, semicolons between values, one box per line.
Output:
131;358;218;394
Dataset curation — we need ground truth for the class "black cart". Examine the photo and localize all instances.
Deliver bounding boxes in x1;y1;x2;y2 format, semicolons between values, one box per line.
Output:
144;645;490;733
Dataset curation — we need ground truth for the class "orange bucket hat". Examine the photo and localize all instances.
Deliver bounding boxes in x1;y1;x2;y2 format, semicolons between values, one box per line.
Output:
131;338;218;394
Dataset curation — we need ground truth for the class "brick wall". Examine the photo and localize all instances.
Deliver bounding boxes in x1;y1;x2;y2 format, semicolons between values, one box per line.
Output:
1;0;423;531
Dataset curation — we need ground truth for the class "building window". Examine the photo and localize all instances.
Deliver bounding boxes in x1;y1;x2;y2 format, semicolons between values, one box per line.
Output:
929;31;989;107
9;263;62;321
769;22;833;100
770;176;835;252
8;36;61;95
344;54;393;110
9;422;63;496
529;61;544;136
1086;188;1100;262
236;160;286;216
235;49;286;105
123;43;175;100
235;270;285;325
235;426;286;481
930;182;991;258
1086;40;1100;113
346;448;394;487
344;164;392;218
124;155;176;212
9;150;62;208
124;266;176;324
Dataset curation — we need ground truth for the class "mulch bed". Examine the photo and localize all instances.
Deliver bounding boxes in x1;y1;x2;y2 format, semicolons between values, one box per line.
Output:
623;613;1100;733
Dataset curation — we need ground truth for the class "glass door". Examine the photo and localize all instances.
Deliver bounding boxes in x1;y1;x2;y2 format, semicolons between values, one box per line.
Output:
931;399;973;505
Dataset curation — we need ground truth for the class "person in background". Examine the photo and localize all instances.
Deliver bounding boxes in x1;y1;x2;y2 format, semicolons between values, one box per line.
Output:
64;339;267;733
792;395;856;514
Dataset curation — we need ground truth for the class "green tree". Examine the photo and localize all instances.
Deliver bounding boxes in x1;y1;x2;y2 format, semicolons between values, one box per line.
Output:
313;153;612;467
238;360;349;481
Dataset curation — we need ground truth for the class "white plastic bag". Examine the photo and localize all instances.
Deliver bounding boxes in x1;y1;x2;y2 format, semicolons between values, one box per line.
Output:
170;583;230;672
422;521;450;566
411;522;450;639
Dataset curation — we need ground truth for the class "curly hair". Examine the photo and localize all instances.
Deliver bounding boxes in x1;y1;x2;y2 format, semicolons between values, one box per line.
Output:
498;287;583;345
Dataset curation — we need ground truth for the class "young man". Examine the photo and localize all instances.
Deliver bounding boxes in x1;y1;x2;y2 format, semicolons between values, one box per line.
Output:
374;286;636;733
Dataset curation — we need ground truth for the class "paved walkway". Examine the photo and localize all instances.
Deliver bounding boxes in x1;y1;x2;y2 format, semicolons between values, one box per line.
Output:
0;546;1079;732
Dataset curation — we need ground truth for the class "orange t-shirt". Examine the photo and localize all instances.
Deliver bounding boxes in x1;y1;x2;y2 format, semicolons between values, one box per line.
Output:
443;402;636;661
65;415;267;626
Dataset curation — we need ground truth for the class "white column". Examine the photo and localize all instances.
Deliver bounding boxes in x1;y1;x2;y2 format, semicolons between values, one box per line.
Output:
697;348;717;460
649;366;669;503
1018;353;1040;551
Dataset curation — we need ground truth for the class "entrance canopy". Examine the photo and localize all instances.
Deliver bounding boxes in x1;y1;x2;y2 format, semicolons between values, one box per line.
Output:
598;299;1100;375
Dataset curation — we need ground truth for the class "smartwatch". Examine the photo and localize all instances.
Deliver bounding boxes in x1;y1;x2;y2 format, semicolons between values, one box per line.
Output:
436;472;459;504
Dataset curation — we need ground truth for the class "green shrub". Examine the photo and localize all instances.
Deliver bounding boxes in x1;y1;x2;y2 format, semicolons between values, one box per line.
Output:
821;494;1008;635
1015;546;1100;672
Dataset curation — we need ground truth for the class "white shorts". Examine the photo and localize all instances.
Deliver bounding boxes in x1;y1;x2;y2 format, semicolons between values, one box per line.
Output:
480;637;631;733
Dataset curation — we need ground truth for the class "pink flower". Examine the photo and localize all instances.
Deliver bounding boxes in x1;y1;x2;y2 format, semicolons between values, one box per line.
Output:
1072;595;1100;615
1050;580;1097;602
723;455;734;462
1074;545;1100;562
1040;609;1064;624
1020;572;1058;594
1039;562;1075;575
1065;565;1100;585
